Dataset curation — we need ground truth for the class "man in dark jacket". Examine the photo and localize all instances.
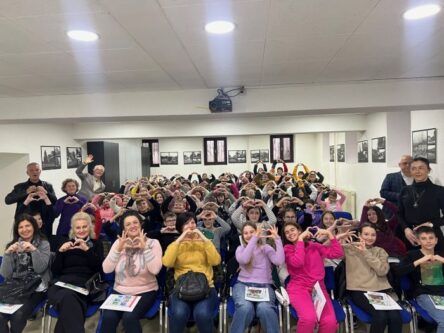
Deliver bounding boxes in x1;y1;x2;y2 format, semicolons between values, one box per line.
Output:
5;162;57;237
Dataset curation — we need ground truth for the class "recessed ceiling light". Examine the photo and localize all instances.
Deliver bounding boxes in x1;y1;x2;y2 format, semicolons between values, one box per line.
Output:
67;30;99;42
403;4;441;20
205;21;235;34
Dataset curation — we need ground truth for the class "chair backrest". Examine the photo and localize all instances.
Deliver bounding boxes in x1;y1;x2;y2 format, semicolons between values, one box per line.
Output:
333;211;353;220
0;256;3;284
324;266;335;292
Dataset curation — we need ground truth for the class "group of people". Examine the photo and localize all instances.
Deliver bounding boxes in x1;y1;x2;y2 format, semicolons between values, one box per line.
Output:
0;154;443;333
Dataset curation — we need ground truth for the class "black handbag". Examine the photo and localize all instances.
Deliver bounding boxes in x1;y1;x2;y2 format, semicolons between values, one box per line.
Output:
175;271;210;302
84;272;109;303
0;273;42;304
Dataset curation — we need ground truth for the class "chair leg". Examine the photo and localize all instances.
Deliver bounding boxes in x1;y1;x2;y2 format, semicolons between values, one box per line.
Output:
40;304;46;333
223;301;227;333
286;306;290;333
47;315;52;333
343;305;349;333
347;305;354;333
159;302;163;333
278;305;283;333
219;302;223;333
165;305;169;333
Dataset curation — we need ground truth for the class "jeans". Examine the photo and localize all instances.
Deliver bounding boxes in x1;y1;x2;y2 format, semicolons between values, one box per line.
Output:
168;288;217;333
417;294;444;333
100;289;158;333
230;282;279;333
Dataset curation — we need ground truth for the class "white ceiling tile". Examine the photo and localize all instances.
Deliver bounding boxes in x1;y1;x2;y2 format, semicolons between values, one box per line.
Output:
105;70;180;89
262;60;326;85
158;0;261;7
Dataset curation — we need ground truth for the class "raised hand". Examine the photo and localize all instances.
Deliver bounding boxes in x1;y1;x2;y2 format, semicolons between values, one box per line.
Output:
84;154;94;164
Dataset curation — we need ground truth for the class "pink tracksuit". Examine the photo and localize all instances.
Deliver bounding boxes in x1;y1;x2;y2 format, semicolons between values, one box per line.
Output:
284;239;343;333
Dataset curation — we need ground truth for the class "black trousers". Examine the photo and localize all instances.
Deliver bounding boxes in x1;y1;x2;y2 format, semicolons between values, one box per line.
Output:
348;290;402;333
0;291;46;333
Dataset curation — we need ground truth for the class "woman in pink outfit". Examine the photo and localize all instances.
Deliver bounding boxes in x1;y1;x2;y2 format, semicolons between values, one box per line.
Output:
283;221;343;333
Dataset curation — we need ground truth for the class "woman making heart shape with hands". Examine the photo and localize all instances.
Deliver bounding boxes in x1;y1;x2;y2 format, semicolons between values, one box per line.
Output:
101;210;162;333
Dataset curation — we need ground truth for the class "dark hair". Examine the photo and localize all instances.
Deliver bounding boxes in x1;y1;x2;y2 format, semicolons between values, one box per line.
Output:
282;221;302;245
246;206;262;222
359;222;377;234
240;221;257;244
6;214;45;249
412;157;431;170
176;212;196;234
415;226;436;237
118;210;143;231
320;210;335;229
366;205;387;231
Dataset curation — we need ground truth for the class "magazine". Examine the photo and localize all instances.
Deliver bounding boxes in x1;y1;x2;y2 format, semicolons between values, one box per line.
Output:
245;286;270;302
55;281;89;295
312;282;326;320
364;291;401;310
429;295;444;310
100;294;141;312
0;303;23;314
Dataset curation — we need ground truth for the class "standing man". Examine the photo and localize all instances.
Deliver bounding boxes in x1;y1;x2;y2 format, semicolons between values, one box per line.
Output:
76;154;106;201
5;162;57;238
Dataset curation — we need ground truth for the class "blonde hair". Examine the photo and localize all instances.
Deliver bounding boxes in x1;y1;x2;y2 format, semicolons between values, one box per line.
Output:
69;212;95;239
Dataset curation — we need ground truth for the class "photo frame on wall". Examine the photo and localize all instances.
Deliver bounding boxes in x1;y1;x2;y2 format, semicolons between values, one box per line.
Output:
358;140;369;163
329;146;335;162
66;147;82;169
41;146;61;170
183;151;201;164
371;137;386;163
250;149;269;163
228;150;247;163
336;144;345;162
412;128;437;163
160;152;178;165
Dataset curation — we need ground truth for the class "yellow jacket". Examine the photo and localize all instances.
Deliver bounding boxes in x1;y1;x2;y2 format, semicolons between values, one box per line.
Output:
162;240;221;287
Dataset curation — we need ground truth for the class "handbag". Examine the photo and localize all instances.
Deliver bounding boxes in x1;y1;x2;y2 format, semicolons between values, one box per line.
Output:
84;272;109;303
0;273;42;304
175;271;210;302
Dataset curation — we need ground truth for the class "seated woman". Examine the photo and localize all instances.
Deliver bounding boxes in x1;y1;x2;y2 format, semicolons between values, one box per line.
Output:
0;214;50;333
48;212;103;333
343;223;402;333
359;198;406;257
230;222;284;333
101;210;163;333
162;212;221;333
397;226;444;332
54;178;87;237
282;220;343;333
231;198;277;232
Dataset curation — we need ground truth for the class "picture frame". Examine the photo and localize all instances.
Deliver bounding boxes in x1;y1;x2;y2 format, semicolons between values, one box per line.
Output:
329;145;335;162
160;152;178;165
336;144;345;162
358;140;369;163
41;146;61;170
371;137;386;163
228;150;247;163
183;151;202;165
66;147;82;169
412;128;437;163
250;149;269;163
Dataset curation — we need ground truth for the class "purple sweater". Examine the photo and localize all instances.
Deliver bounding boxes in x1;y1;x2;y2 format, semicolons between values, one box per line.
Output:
54;194;87;236
236;235;285;284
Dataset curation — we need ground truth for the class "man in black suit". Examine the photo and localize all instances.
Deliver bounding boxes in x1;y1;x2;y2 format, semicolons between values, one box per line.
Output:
380;155;413;217
5;162;57;238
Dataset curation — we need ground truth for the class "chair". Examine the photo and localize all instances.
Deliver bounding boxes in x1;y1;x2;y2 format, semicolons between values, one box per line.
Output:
46;302;101;333
399;275;437;332
333;211;353;220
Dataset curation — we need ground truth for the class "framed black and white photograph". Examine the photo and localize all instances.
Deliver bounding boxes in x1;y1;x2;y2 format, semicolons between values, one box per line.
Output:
412;128;437;163
250;149;269;163
336;144;345;162
160;152;178;165
183;151;201;164
358;140;368;163
228;150;247;163
371;137;386;163
329;146;335;162
66;147;82;169
41;146;61;170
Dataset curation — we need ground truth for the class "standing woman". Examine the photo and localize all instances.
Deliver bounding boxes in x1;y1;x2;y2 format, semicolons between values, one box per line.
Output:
0;214;50;333
230;222;284;333
76;154;106;201
48;212;103;333
101;210;163;333
398;157;444;250
162;212;221;333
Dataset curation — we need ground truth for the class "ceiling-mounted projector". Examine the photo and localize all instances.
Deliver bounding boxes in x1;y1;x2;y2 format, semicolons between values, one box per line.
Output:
209;88;232;113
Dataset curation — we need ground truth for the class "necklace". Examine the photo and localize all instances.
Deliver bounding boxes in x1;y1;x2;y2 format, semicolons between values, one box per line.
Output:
412;189;425;208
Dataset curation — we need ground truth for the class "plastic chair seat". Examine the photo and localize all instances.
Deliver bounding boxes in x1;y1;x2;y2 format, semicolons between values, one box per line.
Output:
409;299;436;324
348;299;411;324
48;302;100;318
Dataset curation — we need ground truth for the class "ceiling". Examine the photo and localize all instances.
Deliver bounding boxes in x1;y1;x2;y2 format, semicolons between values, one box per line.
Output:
0;0;443;97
